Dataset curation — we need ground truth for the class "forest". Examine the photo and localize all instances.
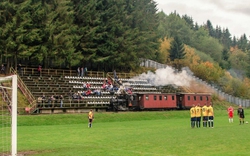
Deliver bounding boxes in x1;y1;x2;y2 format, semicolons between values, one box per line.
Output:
1;0;250;98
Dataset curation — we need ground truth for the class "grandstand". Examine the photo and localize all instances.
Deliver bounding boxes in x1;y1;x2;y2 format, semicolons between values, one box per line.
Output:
10;67;182;114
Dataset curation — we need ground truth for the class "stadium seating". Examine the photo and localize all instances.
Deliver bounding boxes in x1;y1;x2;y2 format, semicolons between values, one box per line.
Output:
19;68;181;113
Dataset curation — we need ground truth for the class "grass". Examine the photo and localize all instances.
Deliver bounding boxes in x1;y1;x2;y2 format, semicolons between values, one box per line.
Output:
1;109;249;156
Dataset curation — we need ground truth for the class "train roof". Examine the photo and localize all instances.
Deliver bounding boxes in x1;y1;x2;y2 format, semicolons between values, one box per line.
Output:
177;92;212;95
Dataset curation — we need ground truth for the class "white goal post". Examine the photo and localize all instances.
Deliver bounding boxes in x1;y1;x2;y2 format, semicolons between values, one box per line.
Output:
0;75;17;156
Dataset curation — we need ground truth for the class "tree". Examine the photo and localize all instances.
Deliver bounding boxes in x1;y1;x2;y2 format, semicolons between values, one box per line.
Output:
206;20;215;37
169;36;186;70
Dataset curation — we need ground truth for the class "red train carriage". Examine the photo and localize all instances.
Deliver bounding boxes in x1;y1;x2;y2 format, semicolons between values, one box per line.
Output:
176;93;211;109
136;93;177;109
109;93;212;111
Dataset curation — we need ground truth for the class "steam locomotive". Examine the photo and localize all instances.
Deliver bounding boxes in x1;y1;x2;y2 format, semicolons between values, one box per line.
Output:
109;92;211;111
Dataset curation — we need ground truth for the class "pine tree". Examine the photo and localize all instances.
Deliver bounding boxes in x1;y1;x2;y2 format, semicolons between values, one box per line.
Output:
169;36;186;70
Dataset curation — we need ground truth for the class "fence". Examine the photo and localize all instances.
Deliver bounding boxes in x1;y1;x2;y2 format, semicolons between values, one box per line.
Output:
140;59;250;107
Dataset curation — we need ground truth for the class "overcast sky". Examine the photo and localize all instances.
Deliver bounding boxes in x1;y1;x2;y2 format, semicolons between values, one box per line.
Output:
155;0;250;38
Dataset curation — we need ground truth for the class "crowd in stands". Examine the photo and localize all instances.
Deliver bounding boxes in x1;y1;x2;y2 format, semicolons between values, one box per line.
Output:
37;94;64;108
37;73;135;108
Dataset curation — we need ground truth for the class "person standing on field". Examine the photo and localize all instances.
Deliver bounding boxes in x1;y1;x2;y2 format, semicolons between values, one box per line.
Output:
190;104;196;128
88;109;94;128
237;105;245;125
207;103;214;128
195;104;202;128
227;106;234;123
202;103;208;127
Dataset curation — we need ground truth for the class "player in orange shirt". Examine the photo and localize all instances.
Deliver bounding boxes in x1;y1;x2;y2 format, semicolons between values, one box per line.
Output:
88;109;94;128
190;104;196;128
207;103;214;128
202;103;208;127
195;104;202;128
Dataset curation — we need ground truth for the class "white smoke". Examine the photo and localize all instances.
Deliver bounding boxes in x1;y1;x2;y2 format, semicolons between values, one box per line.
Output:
133;66;192;87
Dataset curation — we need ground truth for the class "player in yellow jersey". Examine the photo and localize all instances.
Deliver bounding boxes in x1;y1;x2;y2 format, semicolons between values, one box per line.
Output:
190;104;196;128
202;103;208;127
88;109;94;128
195;104;202;128
207;102;214;128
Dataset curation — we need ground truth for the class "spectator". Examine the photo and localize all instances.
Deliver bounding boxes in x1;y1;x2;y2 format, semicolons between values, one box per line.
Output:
86;82;91;89
113;70;118;80
42;94;46;107
93;89;101;96
77;67;80;77
84;67;88;76
48;95;55;107
72;92;79;99
38;65;42;76
85;89;92;96
18;64;22;76
81;67;84;77
60;95;64;107
83;82;87;90
1;64;6;75
37;97;42;107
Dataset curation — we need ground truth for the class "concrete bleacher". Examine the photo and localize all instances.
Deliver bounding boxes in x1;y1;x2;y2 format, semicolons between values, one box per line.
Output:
18;68;182;114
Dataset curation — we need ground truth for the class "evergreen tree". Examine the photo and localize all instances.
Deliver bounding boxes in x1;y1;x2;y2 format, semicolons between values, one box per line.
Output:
206;20;215;37
232;36;237;47
169;36;186;70
238;34;248;52
220;28;231;49
182;14;194;29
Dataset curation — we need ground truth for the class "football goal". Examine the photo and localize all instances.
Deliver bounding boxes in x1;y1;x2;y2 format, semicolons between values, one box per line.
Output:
0;75;17;156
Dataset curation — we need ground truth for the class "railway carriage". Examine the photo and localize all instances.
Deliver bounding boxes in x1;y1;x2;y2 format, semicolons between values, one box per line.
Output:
109;92;212;111
177;93;211;109
137;93;177;110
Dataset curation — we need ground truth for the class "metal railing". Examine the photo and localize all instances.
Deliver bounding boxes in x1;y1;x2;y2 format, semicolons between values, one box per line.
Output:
10;67;37;112
21;67;105;77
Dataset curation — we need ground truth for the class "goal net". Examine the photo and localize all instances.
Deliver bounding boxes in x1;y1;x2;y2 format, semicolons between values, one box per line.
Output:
0;75;17;156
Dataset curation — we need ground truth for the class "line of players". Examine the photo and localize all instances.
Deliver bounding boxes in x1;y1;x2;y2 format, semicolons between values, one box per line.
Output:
190;103;214;128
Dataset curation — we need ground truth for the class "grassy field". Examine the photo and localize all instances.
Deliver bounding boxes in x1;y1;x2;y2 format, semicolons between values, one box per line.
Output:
1;109;250;156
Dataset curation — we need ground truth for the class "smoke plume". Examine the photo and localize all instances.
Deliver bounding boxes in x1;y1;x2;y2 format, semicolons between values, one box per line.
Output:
134;66;192;87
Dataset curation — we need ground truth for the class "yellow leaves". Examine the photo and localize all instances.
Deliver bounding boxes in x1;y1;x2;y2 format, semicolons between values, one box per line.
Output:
159;37;171;63
204;61;213;68
183;45;201;66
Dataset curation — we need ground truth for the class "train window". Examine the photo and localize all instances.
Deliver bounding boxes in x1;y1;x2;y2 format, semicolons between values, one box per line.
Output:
159;96;162;100
164;96;167;100
200;96;203;101
172;95;175;100
206;96;209;101
188;96;190;100
194;96;196;101
154;95;157;100
146;95;149;100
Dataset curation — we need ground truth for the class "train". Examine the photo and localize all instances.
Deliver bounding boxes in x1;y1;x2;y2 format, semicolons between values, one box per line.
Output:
109;92;212;111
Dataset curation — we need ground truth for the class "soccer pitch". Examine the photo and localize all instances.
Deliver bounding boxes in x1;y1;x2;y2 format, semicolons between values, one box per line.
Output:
11;110;250;155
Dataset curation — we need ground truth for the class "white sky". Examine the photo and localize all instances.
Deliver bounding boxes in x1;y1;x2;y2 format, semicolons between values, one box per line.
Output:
155;0;250;39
